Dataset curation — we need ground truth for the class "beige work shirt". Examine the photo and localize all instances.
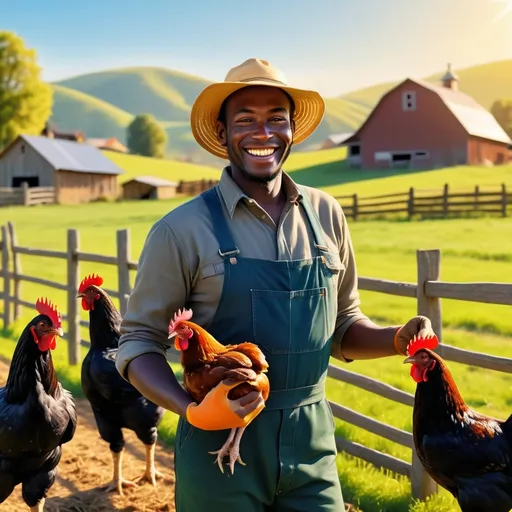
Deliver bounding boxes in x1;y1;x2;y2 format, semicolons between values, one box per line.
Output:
116;167;368;378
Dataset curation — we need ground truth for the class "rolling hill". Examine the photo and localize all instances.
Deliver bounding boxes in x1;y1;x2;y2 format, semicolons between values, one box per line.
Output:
47;59;512;163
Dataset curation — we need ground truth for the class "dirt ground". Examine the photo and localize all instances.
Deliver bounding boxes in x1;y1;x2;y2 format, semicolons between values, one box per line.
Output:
0;359;176;512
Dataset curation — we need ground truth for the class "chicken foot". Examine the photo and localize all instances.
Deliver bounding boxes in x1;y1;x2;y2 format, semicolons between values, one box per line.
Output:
208;426;247;475
105;449;138;495
134;443;165;486
29;499;45;512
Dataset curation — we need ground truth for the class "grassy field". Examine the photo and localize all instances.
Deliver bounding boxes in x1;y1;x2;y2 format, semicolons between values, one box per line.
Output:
1;155;512;511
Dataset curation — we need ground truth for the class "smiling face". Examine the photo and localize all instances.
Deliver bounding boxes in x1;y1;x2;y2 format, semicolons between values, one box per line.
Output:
216;85;295;183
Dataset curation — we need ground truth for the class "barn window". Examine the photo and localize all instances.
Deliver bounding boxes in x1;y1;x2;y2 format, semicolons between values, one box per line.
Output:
402;91;416;111
21;144;25;154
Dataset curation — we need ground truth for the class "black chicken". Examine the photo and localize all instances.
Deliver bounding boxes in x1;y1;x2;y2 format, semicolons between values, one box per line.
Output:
0;298;77;512
404;334;512;512
78;273;165;495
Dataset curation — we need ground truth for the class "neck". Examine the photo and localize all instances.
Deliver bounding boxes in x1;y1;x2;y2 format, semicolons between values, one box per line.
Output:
230;166;286;207
6;333;59;403
414;362;468;425
180;326;225;366
88;294;122;349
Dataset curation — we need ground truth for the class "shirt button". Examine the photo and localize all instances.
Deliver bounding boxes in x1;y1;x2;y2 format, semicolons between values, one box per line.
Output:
260;214;266;219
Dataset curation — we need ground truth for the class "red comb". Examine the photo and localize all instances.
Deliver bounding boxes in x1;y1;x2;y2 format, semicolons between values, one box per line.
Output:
406;334;439;356
78;273;104;294
35;297;62;329
168;308;193;333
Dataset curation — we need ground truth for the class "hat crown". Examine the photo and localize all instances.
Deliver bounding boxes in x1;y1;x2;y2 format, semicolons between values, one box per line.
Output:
224;58;288;85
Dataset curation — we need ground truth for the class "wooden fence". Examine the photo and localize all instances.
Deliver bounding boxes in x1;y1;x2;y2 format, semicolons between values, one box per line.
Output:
0;183;55;207
336;183;511;220
1;221;512;501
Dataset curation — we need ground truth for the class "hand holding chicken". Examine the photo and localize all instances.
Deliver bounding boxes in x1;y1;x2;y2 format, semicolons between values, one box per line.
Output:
168;308;269;474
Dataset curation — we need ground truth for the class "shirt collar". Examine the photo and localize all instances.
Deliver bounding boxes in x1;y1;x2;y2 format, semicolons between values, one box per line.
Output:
217;166;303;218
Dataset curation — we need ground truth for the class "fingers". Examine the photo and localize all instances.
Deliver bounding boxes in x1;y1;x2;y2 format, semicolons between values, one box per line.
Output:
235;394;265;418
236;390;261;407
221;378;246;389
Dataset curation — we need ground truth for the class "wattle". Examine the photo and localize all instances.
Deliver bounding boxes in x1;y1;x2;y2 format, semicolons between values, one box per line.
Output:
411;364;424;383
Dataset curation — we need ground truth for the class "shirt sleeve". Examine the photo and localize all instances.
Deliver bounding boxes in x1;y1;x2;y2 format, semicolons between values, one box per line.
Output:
331;205;368;362
115;219;191;379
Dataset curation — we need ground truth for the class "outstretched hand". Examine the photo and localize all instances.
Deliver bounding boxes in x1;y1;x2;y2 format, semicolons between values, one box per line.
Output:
186;378;265;431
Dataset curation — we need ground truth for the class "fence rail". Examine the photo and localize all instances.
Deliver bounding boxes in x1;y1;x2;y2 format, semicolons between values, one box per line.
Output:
1;221;512;502
336;183;510;220
0;183;55;207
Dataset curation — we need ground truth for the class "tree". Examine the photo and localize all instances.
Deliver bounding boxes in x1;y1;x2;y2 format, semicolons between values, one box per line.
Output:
0;31;53;149
126;113;167;158
490;98;512;139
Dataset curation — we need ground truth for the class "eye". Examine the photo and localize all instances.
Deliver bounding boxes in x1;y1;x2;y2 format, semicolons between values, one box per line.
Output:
270;116;286;122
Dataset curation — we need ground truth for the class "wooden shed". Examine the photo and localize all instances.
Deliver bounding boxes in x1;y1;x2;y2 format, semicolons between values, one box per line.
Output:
0;134;124;204
342;65;512;169
121;176;178;200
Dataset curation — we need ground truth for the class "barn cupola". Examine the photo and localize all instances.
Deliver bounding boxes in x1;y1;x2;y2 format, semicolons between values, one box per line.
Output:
441;63;459;91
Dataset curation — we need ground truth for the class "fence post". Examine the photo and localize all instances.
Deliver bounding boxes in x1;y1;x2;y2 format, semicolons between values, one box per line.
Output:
1;225;12;330
352;194;358;221
66;229;81;365
442;184;448;218
474;185;479;211
7;222;22;320
411;249;441;500
501;183;507;217
408;187;415;219
116;229;131;316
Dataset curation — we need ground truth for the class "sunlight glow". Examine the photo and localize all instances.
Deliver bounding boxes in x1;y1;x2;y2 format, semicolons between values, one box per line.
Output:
492;0;512;21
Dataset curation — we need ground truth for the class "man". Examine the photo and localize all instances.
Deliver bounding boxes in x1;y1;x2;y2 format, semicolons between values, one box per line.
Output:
115;58;435;511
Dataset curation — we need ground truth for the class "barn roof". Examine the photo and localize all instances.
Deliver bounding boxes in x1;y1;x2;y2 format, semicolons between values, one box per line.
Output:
343;78;511;145
413;79;511;144
18;135;125;175
123;175;178;187
325;132;354;145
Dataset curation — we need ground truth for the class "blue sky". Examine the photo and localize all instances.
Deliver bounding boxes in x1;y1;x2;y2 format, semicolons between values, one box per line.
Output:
2;0;511;97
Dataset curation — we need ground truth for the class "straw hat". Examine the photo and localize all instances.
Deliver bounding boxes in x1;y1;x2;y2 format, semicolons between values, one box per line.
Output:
190;58;326;159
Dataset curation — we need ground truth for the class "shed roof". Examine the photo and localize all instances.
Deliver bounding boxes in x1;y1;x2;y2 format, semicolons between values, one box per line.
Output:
344;78;511;145
16;135;125;175
122;175;177;187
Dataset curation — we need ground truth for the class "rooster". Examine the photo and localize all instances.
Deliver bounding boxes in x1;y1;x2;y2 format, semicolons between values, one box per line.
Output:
78;273;165;495
168;307;270;475
404;335;512;512
0;298;77;512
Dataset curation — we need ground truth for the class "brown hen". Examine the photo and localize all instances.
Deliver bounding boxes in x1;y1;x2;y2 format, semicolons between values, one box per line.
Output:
168;308;270;474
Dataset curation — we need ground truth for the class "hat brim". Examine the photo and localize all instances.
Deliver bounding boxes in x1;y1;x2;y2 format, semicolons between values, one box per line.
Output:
190;81;326;159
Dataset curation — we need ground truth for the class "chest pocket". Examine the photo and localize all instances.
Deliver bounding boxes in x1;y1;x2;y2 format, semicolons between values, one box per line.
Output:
319;249;346;280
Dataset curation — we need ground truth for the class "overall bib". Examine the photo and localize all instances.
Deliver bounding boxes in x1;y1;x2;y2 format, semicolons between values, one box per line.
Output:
174;186;345;511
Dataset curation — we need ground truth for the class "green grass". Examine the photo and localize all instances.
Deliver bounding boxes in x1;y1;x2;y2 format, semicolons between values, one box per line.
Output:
102;151;221;183
2;156;512;511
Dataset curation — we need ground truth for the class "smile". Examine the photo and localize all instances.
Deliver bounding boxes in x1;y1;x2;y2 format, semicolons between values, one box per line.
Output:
244;148;277;157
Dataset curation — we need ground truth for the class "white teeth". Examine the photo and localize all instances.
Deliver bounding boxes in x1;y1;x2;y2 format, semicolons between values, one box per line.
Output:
246;148;276;157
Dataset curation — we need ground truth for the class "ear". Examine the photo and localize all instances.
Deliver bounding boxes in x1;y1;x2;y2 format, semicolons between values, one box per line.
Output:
216;120;227;147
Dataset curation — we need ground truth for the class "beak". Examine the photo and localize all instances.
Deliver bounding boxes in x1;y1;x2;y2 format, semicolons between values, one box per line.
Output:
168;332;177;339
403;356;416;365
76;293;84;298
50;327;64;337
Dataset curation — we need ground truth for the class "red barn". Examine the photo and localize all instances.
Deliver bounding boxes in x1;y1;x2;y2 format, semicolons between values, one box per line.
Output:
343;65;512;169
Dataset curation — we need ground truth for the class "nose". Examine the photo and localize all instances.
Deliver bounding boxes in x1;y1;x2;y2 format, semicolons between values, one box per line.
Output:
251;122;273;141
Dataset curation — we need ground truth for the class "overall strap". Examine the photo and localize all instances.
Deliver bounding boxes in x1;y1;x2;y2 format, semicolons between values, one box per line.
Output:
297;185;328;252
201;188;240;257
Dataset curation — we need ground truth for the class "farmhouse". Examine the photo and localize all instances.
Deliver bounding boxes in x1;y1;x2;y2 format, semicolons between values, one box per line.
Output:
0;134;124;204
342;65;512;169
121;176;177;200
86;137;128;153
